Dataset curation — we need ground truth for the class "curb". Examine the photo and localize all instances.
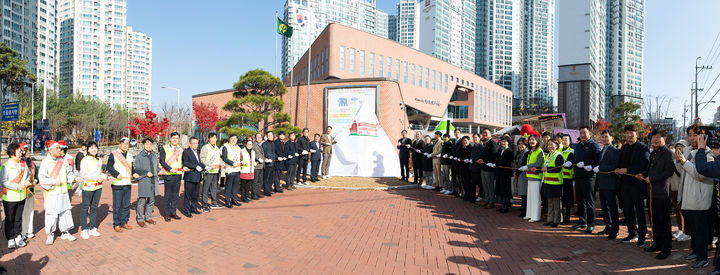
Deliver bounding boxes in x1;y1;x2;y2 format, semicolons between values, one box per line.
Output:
295;184;419;191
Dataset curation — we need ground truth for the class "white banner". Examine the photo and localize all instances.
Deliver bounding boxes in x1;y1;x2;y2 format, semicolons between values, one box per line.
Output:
326;86;377;131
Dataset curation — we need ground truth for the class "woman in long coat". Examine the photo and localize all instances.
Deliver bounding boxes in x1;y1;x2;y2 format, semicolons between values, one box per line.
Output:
133;138;161;226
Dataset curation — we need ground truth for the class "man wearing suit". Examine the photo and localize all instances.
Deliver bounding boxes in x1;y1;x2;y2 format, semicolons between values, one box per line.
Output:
181;137;205;218
477;128;497;208
411;131;426;184
431;131;444;189
160;132;185;222
310;133;323;182
615;124;650;246
273;132;287;192
320;126;337;179
251;133;266;199
296;128;311;184
397;130;412;181
262;132;277;196
451;129;464;193
572;126;602;233
594;130;621;239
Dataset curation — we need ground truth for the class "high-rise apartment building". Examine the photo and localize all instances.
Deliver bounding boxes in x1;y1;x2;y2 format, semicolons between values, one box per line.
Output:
281;0;389;80
419;0;476;73
58;0;152;111
388;15;397;41
557;0;606;129
394;0;419;49
521;0;555;108
475;0;522;94
605;0;644;115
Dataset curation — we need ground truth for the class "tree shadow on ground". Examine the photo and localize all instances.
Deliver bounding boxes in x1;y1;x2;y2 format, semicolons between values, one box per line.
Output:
0;253;49;274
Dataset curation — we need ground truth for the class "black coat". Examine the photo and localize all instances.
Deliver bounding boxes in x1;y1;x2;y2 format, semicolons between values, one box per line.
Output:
618;141;650;187
182;148;205;183
573;139;602;179
643;146;675;199
470;142;484;174
422;143;434;172
597;145;620;190
495;147;514;197
261;141;276;168
479;138;498;171
285;141;298;165
296;136;310;160
274;140;287;171
397;137;412;160
411;139;425;167
441;141;453;165
459;145;473;172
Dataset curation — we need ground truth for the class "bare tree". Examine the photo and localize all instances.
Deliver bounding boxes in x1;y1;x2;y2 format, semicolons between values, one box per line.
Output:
159;102;192;138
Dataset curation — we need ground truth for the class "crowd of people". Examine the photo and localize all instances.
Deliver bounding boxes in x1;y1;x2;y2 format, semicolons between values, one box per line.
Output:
397;124;720;273
0;127;340;249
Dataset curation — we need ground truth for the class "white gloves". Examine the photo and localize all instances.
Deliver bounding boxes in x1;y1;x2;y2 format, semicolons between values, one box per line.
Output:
196;166;202;172
584;165;592;172
442;154;448;158
487;163;496;168
310;149;317;153
519;166;528;171
265;158;272;163
464;159;471;163
563;161;573;168
302;150;309;155
279;157;285;161
397;142;401;146
204;166;211;171
295;153;299;157
576;161;585;168
288;155;294;159
415;149;421;153
405;144;411;148
593;166;599;173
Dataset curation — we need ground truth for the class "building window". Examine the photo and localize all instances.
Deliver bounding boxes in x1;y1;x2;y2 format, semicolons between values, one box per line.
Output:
387;57;392;79
444;74;448;93
425;68;429;88
350;48;355;73
339;46;345;71
411;64;415;85
432;70;436;90
403;62;407;83
369;52;374;77
418;65;422;86
378;54;383;77
447;105;468;119
395;59;400;80
359;50;365;75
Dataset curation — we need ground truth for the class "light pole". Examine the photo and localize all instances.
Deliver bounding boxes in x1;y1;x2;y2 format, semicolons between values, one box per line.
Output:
695;57;712;122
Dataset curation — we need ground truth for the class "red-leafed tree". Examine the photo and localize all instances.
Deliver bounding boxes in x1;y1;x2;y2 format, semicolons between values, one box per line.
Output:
193;101;222;136
127;109;170;139
594;119;611;133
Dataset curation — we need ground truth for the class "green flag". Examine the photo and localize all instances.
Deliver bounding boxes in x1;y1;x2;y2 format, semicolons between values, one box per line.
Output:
277;17;293;38
434;120;455;132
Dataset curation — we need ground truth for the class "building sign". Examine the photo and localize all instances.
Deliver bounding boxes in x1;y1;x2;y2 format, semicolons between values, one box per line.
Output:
539;114;565;131
326;86;377;131
2;102;19;121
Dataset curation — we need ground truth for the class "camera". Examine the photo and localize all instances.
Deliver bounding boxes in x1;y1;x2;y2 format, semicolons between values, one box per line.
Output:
698;126;720;149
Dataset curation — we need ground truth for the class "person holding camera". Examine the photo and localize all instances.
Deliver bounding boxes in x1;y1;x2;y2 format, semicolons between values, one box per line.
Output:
694;129;720;274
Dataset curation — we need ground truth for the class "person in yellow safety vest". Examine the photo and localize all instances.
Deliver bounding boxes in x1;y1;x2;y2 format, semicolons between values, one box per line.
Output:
541;139;565;227
160;132;187;222
1;143;32;249
238;138;256;201
58;140;78;201
79;142;109;239
39;140;83;245
107;137;134;232
519;134;545;222
559;134;576;223
199;132;222;211
20;142;38;241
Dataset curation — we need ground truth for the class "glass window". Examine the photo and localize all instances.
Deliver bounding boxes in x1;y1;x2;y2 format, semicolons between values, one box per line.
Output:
444;74;448;93
432;70;436;90
378;54;383;77
387;57;392;78
339;46;345;71
411;64;415;85
395;59;399;80
403;62;407;83
359;50;365;75
350;48;355;73
418;65;422;86
425;68;429;88
369;52;374;77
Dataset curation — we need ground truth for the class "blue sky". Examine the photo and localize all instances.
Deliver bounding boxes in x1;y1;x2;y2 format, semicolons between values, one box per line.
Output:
128;0;720;125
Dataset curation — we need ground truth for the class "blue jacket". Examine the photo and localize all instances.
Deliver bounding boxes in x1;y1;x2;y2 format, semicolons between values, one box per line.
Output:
696;148;720;178
310;141;323;161
573;138;602;179
597;145;620;190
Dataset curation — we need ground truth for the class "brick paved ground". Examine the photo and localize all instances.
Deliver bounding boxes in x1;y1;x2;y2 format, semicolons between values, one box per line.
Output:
0;184;708;274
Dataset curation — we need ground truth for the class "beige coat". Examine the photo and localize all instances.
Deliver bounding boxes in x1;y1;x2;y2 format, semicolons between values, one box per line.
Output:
320;133;336;154
432;139;444;164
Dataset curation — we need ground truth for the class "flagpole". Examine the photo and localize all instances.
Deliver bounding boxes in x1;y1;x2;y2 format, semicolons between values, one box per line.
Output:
275;11;278;77
305;12;311;129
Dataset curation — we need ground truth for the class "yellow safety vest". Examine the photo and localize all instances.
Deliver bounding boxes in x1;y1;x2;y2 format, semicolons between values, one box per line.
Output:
163;144;183;175
204;144;222;174
224;144;242;173
81;157;104;191
1;159;28;202
64;155;74;189
41;155;69;196
239;148;255;174
561;147;574;179
111;149;134;186
543;151;563;185
526;148;544;179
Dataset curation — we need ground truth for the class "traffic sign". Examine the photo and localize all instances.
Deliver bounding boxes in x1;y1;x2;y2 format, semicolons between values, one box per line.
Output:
2;102;19;121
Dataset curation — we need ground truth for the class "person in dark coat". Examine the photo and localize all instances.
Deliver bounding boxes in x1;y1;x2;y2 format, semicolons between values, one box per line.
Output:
421;135;434;188
639;129;675;260
469;134;484;202
309;134;323;182
273;132;287;192
440;134;454;193
572;126;602;233
295;128;311;184
397;130;412;181
261;132;277;196
284;132;299;190
514;138;529;218
411;131;425;184
477;128;498;208
495;137;515;213
451;129;464;193
181;137;205;218
595;130;621;239
458;137;473;199
133;138;160;226
615;124;650;246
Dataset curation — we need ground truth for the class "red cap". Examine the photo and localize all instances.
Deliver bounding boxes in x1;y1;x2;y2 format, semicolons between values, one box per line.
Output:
120;136;130;143
46;140;59;150
58;140;68;148
19;141;28;149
